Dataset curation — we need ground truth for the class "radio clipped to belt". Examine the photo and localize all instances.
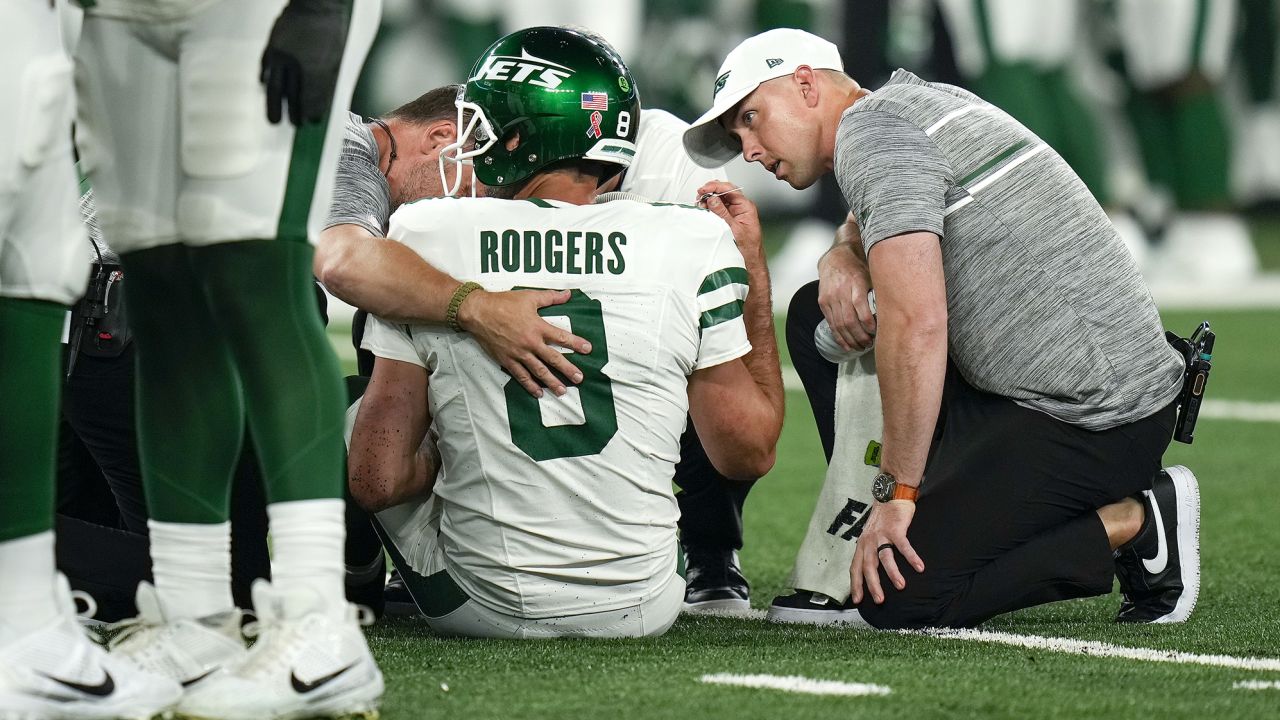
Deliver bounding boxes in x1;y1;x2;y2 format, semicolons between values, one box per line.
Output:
65;261;132;380
1166;321;1215;444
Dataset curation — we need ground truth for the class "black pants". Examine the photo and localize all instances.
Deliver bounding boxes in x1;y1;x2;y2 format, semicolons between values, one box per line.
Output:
786;281;1176;628
58;346;271;620
786;282;838;462
351;309;754;553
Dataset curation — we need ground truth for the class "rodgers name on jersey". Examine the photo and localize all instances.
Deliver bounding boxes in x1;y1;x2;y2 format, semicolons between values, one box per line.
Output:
480;227;627;276
365;195;750;618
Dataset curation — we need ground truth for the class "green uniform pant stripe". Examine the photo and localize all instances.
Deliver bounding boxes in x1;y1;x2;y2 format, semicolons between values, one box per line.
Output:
1191;0;1209;69
973;0;995;63
957;139;1031;187
274;0;354;243
372;518;471;618
698;267;749;295
0;299;65;542
276;123;328;243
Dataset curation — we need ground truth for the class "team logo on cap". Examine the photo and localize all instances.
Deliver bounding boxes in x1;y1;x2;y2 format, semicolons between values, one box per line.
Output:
713;71;730;97
766;58;784;69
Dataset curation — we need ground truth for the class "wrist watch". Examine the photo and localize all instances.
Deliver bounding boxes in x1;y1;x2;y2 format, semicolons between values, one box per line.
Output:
871;471;919;503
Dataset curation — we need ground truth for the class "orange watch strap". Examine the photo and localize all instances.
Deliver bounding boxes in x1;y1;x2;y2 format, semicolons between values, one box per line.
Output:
892;484;920;502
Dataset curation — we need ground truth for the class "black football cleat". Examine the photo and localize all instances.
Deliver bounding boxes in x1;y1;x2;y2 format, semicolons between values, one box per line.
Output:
383;568;422;618
682;546;751;614
766;590;869;626
1114;465;1201;624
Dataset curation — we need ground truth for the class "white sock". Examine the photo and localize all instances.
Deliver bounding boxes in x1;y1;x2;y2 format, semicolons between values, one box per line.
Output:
148;520;234;620
268;499;346;619
0;531;60;639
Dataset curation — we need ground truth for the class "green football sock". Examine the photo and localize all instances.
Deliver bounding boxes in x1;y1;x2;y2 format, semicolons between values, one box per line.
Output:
194;240;345;504
1173;91;1232;209
0;299;65;542
121;245;242;524
1127;91;1179;197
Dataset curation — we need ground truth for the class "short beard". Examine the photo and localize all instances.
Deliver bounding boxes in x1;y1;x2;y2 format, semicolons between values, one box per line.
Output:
391;160;445;207
480;178;529;200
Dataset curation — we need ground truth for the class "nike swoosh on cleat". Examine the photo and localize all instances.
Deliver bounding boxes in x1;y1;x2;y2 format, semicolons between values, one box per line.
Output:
40;670;115;698
291;663;355;694
182;668;218;688
1142;491;1169;574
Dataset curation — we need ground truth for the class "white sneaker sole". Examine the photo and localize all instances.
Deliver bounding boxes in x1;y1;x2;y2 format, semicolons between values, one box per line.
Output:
682;598;752;615
0;695;175;720
766;605;870;627
1152;465;1201;624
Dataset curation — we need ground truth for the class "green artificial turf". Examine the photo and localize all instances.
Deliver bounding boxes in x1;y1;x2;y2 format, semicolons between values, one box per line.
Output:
330;307;1280;719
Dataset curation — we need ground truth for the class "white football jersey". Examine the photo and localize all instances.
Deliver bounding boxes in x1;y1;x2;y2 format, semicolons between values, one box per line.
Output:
621;108;728;203
364;196;751;618
79;0;225;22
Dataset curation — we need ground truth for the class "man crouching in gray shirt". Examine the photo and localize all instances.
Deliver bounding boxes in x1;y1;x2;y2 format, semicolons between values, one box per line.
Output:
684;29;1196;628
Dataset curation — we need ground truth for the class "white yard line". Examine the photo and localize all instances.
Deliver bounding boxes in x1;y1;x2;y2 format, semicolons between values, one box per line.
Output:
1234;680;1280;690
700;673;891;697
915;629;1280;673
780;368;1280;423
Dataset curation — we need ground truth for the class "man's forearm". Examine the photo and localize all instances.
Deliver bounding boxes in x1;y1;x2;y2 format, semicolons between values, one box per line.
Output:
875;316;947;486
740;247;785;420
316;225;462;324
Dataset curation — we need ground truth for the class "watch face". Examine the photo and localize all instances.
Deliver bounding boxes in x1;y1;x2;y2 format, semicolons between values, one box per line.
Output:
872;473;894;503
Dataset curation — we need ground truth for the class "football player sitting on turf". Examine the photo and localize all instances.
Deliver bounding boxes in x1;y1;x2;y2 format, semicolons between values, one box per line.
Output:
346;26;784;638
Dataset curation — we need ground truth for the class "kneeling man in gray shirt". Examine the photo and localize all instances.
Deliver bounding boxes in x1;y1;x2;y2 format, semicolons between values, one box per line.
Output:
684;29;1196;628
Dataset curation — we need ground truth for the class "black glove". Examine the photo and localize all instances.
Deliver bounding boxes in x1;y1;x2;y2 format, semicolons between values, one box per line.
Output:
260;0;351;126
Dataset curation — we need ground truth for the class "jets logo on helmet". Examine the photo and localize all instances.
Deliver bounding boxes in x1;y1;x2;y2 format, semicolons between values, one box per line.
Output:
470;50;574;89
439;26;642;195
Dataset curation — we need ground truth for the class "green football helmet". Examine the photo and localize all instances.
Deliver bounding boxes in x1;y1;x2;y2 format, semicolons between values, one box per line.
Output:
440;26;641;194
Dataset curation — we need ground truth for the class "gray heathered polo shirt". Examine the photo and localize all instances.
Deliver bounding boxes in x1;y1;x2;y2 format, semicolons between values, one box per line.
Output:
835;69;1184;431
325;111;391;236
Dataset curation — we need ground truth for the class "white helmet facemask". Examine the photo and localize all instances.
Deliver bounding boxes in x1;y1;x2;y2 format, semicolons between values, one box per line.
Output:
439;96;496;198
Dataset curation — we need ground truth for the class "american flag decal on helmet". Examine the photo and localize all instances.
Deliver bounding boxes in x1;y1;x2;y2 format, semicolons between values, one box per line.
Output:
580;93;609;111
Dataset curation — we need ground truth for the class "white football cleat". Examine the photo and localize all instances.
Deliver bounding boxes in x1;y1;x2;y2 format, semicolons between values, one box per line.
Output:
0;575;181;720
106;582;246;690
177;580;383;720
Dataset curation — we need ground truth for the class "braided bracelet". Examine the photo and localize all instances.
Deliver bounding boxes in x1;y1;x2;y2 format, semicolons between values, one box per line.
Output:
446;281;482;332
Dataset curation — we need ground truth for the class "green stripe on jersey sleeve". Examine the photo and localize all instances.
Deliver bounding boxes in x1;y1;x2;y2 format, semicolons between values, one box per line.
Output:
698;267;749;296
700;299;744;329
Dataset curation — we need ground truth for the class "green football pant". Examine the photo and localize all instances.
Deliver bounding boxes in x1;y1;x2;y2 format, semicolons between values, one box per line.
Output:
121;240;345;524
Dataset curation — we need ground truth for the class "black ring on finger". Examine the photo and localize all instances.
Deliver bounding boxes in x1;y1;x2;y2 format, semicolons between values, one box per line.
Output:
876;543;894;554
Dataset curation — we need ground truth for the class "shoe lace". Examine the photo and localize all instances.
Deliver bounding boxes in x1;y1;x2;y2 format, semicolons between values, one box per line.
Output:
104;613;164;652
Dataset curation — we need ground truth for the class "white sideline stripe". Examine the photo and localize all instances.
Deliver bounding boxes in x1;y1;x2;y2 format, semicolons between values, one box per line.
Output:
1199;399;1280;422
780;368;1280;423
700;673;891;697
916;629;1280;672
1234;680;1280;690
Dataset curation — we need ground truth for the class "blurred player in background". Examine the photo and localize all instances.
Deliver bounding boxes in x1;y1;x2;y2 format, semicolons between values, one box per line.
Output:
0;2;180;717
71;0;385;716
347;26;784;638
1113;0;1259;280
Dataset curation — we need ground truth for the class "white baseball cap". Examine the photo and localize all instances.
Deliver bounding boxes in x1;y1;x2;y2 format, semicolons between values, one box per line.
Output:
682;28;844;168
